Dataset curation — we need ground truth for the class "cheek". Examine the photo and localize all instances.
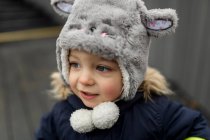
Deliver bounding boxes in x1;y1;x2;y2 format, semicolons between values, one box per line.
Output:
102;80;122;100
69;74;76;89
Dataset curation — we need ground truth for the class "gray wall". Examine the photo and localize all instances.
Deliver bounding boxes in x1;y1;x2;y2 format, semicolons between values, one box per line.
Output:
26;0;210;113
146;0;210;113
23;0;65;23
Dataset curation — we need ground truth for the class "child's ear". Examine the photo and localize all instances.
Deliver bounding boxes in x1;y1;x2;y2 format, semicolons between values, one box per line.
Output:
142;9;178;37
51;0;75;18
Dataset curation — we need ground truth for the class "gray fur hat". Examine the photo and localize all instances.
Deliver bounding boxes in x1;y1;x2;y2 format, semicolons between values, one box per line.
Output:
51;0;178;133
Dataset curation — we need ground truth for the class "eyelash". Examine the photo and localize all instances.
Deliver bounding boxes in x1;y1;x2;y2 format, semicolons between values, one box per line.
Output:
69;62;112;72
96;65;112;72
69;62;80;69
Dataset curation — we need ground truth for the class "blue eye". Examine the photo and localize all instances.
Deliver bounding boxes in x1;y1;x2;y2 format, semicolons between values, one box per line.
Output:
96;65;111;72
70;62;80;69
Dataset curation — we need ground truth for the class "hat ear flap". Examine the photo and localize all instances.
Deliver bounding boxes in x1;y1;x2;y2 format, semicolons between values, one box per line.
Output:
142;9;178;37
51;0;74;18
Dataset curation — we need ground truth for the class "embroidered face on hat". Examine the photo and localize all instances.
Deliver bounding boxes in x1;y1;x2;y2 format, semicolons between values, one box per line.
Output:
51;0;178;133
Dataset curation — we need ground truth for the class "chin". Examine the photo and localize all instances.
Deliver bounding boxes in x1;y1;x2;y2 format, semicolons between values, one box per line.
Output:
83;101;98;108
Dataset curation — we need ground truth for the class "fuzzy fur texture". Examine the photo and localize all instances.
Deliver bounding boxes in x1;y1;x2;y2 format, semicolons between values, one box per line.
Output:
92;102;119;129
52;0;178;101
70;102;119;133
70;109;95;133
145;9;178;37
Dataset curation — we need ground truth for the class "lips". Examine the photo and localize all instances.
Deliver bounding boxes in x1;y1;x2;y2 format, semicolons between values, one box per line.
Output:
80;91;99;100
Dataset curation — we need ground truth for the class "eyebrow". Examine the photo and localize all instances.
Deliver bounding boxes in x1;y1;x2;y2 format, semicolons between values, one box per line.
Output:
69;53;79;59
99;58;118;66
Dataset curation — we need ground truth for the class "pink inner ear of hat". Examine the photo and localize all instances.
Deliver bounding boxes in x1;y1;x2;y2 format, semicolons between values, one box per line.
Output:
56;1;72;13
147;19;173;31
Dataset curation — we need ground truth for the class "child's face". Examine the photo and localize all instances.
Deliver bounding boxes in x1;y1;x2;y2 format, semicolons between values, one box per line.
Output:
68;50;123;108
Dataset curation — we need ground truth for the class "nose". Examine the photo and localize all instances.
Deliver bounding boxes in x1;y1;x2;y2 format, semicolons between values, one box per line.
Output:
78;70;95;86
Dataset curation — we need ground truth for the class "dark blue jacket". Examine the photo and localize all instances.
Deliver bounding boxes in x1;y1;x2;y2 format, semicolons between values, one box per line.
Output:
36;93;210;140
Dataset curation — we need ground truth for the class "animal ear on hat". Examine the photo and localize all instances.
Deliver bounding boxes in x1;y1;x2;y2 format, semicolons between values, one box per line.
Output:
51;0;74;18
142;9;178;37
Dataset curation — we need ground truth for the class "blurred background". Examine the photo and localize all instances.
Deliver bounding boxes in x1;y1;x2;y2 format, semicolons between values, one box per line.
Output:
0;0;209;139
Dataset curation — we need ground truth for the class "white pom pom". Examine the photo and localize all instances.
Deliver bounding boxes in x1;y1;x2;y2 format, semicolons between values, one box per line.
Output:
70;109;95;133
92;102;119;129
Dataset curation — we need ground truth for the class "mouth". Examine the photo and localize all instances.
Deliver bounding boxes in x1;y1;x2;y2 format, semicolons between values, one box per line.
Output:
80;91;99;100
